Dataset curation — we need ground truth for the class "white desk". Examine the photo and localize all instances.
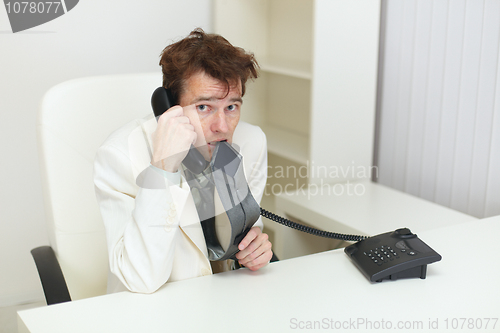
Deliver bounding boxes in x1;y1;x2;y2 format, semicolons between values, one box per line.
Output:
18;216;500;333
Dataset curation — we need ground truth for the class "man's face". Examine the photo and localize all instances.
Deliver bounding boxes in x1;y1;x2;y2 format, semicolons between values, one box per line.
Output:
179;71;242;159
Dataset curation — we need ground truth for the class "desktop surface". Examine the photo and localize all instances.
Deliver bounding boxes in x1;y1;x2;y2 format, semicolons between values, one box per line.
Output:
18;216;500;333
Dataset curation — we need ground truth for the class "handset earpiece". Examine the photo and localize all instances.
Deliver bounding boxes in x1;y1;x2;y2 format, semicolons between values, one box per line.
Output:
151;87;208;174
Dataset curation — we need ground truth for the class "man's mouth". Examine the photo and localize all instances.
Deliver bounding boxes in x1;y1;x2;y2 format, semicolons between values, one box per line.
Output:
208;139;227;147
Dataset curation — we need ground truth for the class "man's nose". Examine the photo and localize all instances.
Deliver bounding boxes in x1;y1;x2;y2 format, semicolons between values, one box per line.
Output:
211;110;229;133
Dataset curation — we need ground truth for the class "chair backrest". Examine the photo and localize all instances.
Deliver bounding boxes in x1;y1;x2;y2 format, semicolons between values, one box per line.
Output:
37;73;162;300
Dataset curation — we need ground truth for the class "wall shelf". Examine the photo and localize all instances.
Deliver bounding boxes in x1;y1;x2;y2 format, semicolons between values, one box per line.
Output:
259;57;312;80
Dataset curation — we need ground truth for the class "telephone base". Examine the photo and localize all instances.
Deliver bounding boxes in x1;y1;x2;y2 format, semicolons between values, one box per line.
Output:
375;264;427;282
344;228;441;283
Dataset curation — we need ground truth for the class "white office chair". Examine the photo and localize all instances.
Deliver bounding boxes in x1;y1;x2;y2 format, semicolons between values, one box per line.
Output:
34;73;163;304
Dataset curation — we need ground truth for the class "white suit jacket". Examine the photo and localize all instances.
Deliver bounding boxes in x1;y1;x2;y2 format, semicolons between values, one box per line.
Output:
94;113;267;294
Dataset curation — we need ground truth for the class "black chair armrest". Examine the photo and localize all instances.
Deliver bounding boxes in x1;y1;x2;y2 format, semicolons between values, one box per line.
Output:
31;246;71;305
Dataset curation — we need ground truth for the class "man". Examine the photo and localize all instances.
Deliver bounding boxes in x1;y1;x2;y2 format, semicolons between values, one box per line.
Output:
94;28;272;294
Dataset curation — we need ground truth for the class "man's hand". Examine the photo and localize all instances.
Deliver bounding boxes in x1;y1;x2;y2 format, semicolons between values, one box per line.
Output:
235;227;272;271
151;106;197;172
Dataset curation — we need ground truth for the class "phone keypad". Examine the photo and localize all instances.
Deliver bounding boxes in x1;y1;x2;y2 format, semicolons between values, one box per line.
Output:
364;245;400;266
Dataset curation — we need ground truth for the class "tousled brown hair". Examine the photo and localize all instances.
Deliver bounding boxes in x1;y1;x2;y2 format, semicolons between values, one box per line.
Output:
159;28;259;103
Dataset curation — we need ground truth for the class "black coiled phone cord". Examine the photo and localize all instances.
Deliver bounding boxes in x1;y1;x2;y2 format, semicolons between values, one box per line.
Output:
260;208;367;242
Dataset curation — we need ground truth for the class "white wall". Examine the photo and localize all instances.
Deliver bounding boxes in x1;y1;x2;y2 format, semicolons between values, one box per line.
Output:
376;0;500;218
0;0;212;306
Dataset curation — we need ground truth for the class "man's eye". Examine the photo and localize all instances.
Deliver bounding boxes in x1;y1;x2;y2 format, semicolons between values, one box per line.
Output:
197;105;208;112
227;104;237;111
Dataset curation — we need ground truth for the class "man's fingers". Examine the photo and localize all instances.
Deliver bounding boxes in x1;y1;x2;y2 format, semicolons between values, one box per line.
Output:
241;246;273;271
170;116;191;125
236;237;260;260
236;227;271;268
157;105;183;120
237;238;271;265
151;105;199;172
238;227;259;251
157;107;186;126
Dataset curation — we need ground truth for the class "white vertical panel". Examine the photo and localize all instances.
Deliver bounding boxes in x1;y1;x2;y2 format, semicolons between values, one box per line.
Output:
377;0;500;218
310;0;380;184
469;0;500;217
485;0;500;218
485;63;500;217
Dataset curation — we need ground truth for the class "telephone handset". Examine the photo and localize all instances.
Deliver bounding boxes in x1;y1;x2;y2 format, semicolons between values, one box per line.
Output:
151;87;208;174
150;87;441;281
